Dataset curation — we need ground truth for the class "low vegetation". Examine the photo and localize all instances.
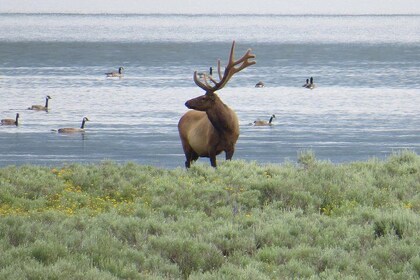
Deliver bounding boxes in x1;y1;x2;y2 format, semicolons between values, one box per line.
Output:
0;151;419;279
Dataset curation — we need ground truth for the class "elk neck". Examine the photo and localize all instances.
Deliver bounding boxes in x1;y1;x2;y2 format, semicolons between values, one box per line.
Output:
205;95;236;134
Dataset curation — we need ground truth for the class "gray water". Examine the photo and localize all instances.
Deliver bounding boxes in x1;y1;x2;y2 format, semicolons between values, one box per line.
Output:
1;14;419;168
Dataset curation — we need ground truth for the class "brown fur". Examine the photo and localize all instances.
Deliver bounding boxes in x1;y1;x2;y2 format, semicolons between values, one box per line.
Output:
178;41;255;168
28;95;51;111
178;93;239;167
1;113;19;126
57;117;89;133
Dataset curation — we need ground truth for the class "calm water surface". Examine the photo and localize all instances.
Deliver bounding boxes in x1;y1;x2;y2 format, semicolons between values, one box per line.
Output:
0;14;419;168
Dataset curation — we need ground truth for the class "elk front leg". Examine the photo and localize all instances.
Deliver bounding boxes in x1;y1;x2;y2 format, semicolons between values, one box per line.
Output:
183;147;198;168
225;147;235;160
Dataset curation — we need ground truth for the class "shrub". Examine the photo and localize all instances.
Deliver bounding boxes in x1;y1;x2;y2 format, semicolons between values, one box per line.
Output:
0;152;419;279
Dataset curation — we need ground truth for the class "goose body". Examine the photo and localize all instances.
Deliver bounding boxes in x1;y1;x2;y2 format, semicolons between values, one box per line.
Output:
58;117;89;133
255;81;265;88
1;113;19;126
253;114;276;126
106;67;124;77
28;95;51;111
305;77;316;89
197;67;213;78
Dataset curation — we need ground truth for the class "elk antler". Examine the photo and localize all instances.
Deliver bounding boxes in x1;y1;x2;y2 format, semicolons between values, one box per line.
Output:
194;41;256;93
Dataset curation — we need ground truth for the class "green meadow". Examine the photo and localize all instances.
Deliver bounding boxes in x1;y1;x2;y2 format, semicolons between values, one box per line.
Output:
0;151;419;279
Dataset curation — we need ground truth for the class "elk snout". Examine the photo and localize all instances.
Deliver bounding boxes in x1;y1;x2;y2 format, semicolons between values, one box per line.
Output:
185;100;192;109
185;96;203;110
185;100;199;110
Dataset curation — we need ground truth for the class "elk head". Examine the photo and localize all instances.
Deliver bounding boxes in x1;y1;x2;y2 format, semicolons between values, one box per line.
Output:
178;41;256;168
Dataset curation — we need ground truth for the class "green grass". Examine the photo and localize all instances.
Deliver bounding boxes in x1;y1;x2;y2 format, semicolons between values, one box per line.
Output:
0;150;419;279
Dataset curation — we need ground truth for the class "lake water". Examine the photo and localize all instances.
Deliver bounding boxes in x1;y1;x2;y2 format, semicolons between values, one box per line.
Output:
0;14;419;168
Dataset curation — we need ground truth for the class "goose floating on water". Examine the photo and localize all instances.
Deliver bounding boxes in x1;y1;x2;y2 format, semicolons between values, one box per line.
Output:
302;78;309;87
255;81;265;88
57;117;89;133
106;67;124;77
1;113;19;126
253;114;276;126
197;67;213;78
28;95;51;111
304;77;316;89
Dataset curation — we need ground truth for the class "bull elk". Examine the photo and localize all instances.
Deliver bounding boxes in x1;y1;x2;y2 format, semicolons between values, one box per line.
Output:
178;41;256;168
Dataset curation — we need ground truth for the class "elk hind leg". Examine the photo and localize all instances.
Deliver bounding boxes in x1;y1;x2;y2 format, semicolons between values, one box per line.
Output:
209;149;219;167
210;156;217;168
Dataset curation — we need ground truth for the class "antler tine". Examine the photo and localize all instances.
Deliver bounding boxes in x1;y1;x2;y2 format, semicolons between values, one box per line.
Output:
228;40;236;65
232;49;256;72
203;74;213;88
193;41;255;93
215;42;256;90
233;49;255;66
207;74;218;86
217;60;223;81
193;71;211;91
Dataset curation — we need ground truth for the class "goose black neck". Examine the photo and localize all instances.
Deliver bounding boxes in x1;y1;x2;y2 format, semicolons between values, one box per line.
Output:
81;119;86;129
45;98;49;108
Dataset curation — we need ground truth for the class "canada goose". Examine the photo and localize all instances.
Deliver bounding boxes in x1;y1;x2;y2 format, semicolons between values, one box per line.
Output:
106;67;124;77
302;78;309;87
255;81;265;88
1;113;19;126
253;114;276;126
306;77;316;89
28;95;52;111
197;67;213;78
57;117;89;133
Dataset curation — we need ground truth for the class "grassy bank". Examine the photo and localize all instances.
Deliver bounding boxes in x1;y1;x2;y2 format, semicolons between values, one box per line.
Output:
0;151;419;279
